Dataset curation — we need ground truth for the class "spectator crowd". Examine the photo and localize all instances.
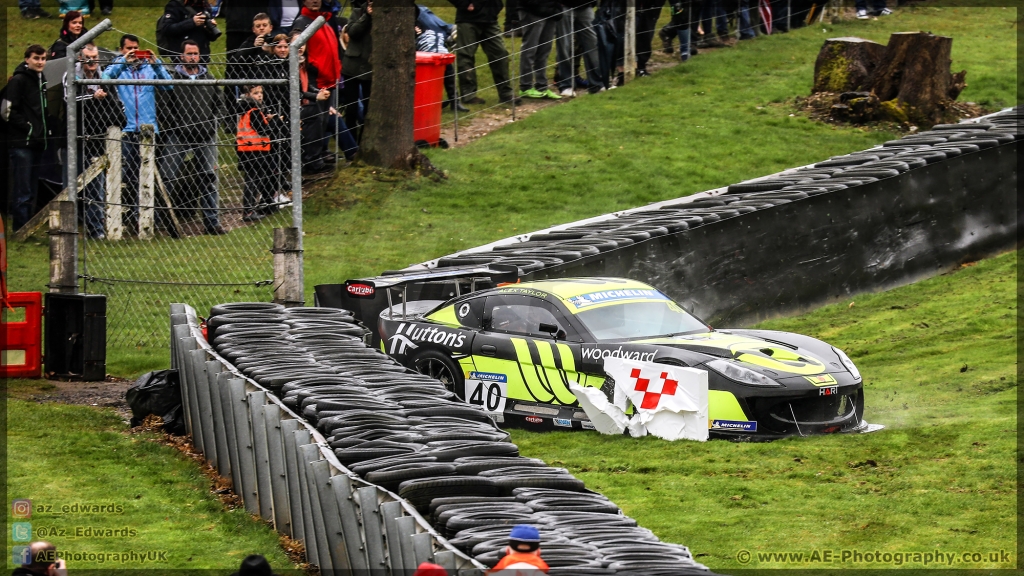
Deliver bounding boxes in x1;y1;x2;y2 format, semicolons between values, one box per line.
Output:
5;0;890;238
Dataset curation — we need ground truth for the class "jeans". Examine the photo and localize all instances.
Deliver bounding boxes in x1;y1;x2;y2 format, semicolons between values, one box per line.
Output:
700;0;729;37
738;0;756;38
519;11;558;91
556;6;601;92
159;132;220;229
9;147;42;230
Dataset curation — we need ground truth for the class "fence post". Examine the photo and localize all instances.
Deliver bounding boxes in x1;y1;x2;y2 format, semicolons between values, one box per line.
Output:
280;419;305;543
311;461;352;571
228;378;260;515
263;404;290;534
138;124;156;239
247;391;275;521
330;473;371;573
356;486;387;574
624;0;637;83
48;201;78;294
105;127;123;240
299;444;333;573
272;227;304;307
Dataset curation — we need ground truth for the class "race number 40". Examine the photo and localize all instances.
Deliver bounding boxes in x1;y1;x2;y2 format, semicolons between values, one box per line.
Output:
466;379;507;413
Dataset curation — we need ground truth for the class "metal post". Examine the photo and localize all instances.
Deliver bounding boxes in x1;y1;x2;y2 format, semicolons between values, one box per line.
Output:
412;532;433;566
453;47;460;142
263;405;290;534
624;0;637;83
281;419;305;543
330;473;371;573
63;19;110;262
228;378;259;515
396;516;418;570
206;361;232;478
356;486;387;573
218;372;242;489
170;325;192;433
511;30;518;121
189;348;215;463
300;444;333;573
786;0;791;31
312;460;351;571
293;430;318;561
179;337;202;448
380;500;405;573
569;8;575;95
288;17;323;301
248;391;274;521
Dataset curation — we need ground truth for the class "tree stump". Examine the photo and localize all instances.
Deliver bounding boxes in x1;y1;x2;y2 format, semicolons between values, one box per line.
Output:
867;31;967;125
812;37;887;93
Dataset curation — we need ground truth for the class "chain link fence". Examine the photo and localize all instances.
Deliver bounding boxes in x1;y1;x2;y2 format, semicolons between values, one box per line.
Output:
63;18;325;351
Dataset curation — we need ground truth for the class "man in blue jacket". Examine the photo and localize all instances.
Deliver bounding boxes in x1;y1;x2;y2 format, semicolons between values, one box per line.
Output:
102;34;174;235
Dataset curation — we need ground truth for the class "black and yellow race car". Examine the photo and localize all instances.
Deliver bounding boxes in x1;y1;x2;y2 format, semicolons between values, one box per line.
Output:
317;268;866;439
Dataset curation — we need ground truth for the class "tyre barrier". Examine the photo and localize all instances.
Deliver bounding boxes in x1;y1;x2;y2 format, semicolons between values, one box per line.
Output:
427;109;1019;327
170;304;716;575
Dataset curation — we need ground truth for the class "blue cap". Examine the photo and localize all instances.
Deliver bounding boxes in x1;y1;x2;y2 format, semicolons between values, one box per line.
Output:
509;524;540;543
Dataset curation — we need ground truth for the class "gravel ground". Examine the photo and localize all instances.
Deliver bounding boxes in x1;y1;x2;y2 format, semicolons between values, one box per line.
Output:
16;377;135;422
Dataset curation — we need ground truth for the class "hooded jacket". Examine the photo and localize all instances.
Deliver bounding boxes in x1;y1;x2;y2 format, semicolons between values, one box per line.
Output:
1;62;51;150
159;0;222;57
290;5;341;87
102;55;174;133
48;25;87;60
158;63;223;140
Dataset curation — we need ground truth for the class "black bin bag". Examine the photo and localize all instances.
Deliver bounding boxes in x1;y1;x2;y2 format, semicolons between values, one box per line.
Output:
125;370;185;434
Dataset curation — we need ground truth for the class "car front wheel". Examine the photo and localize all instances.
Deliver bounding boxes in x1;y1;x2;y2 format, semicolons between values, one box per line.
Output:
412;350;464;394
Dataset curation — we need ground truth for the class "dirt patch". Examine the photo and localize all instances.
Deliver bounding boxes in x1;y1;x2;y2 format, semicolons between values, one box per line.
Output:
17;376;134;420
796;90;990;132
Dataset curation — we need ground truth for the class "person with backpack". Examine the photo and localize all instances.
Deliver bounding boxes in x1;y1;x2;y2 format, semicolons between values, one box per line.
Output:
2;45;53;231
157;0;223;60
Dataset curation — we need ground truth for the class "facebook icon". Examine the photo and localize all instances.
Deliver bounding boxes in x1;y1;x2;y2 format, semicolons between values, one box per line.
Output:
12;546;31;566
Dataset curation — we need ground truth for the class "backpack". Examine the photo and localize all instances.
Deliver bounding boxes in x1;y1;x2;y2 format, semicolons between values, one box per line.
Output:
156;11;175;56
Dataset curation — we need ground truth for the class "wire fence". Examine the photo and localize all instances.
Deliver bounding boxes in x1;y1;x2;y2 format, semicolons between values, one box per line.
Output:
59;19;325;350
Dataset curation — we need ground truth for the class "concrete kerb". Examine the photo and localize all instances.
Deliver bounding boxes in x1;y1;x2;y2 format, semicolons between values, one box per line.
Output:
174;303;486;573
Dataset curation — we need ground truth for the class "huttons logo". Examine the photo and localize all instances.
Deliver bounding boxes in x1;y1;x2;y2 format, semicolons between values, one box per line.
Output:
346;283;375;297
387;323;467;355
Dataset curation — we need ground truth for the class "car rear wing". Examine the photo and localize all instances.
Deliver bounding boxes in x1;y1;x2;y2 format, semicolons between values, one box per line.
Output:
314;264;521;343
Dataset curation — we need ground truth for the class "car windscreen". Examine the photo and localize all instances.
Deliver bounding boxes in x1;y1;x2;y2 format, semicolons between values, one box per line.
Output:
575;300;708;341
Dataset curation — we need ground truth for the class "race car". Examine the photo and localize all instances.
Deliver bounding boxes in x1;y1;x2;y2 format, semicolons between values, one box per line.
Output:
317;270;866;439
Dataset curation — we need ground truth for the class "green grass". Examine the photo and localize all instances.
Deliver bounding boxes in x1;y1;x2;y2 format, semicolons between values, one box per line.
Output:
4;396;298;572
510;250;1017;569
5;5;1016;377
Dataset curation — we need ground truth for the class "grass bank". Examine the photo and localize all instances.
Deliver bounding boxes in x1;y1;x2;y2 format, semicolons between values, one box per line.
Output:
4;393;296;572
511;249;1017;569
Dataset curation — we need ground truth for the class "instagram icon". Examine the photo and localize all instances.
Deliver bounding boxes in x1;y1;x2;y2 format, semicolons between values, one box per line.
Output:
11;499;31;519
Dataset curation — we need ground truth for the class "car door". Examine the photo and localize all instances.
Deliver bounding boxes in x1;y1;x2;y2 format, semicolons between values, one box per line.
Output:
470;294;582;409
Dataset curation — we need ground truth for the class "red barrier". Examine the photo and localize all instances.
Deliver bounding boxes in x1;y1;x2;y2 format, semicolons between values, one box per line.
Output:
413;51;456;146
2;292;43;378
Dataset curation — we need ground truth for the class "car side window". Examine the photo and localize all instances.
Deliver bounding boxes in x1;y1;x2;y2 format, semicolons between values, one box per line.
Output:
484;295;574;339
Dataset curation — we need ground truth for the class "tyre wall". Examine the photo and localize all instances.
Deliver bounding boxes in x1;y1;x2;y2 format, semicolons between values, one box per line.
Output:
431;110;1018;327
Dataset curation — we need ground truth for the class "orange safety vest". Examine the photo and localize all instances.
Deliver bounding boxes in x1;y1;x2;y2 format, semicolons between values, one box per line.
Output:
236;108;271;152
487;552;549;575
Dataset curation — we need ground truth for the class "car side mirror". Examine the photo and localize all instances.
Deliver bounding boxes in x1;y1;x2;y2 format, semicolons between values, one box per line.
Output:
539;323;564;340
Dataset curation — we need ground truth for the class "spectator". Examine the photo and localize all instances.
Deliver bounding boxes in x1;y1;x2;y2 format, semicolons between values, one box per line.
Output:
504;0;521;35
658;0;697;60
102;34;174;236
416;5;465;111
19;1;51;19
635;0;665;76
518;0;562;99
291;0;341;88
157;0;223;59
769;0;789;33
258;33;292;115
64;43;122;239
3;45;53;231
159;40;227;235
341;0;372;142
237;84;285;220
555;0;602;96
856;0;890;19
86;0;114;16
291;36;332;174
220;0;270;52
236;12;277;73
413;562;448;576
451;0;517;105
268;0;302;31
48;11;87;60
487;525;549;575
229;554;280;576
12;541;67;576
59;0;90;16
697;0;729;48
736;0;756;40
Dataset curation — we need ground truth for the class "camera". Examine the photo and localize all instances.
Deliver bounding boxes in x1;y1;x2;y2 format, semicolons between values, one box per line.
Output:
200;10;223;39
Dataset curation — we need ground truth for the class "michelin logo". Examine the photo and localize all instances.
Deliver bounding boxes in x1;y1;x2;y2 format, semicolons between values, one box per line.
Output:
470;372;507;383
568;289;669;309
388;323;467;355
710;419;757;432
582;346;656;362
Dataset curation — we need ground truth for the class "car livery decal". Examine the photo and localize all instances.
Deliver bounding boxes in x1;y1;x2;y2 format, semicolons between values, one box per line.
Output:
805;374;838;386
638;332;829;376
567;289;670;309
580;420;596;430
470;371;507;383
581;346;657;363
387;322;466;355
710;419;758;432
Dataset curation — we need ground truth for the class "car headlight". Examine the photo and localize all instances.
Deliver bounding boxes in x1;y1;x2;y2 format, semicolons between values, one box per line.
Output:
832;346;861;380
706;359;782;387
